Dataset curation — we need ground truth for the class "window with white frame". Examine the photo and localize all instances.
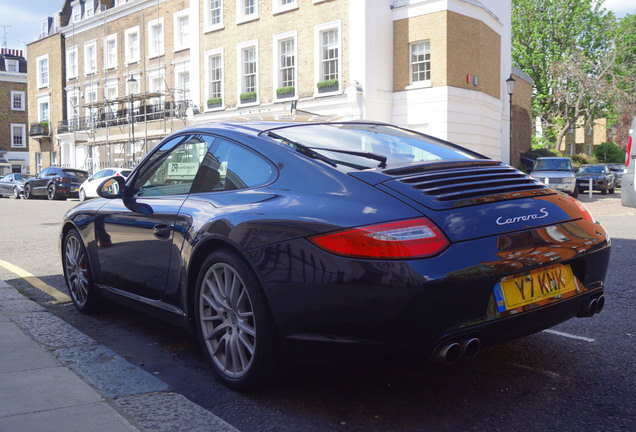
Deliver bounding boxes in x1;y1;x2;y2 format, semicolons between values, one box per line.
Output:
104;35;117;69
104;81;118;120
66;46;78;79
237;0;258;24
10;124;26;148
206;0;223;31
85;0;94;17
85;85;98;124
174;11;190;51
238;42;258;101
11;91;25;110
72;4;81;22
84;41;97;75
274;32;296;97
148;18;164;58
315;22;340;89
125;27;140;64
206;49;224;105
37;55;49;88
5;59;18;72
410;41;430;84
174;62;191;103
148;69;165;106
40;19;49;38
37;96;50;122
273;0;297;14
35;153;42;173
67;90;80;129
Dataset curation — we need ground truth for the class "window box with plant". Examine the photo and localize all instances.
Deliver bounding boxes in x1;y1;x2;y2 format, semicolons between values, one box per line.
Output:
239;92;257;103
317;79;338;94
276;86;295;99
206;97;222;109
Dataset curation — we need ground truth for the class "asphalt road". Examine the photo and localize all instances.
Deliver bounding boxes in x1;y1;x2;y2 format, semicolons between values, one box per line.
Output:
0;193;634;432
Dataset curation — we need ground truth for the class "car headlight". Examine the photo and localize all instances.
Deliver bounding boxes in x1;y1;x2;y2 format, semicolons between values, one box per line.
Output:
563;178;574;184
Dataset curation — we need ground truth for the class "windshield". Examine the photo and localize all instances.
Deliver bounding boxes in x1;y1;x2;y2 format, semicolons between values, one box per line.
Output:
579;166;604;174
533;159;572;171
267;123;482;170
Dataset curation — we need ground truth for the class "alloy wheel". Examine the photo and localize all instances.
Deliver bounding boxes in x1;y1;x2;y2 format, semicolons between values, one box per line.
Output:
198;262;256;379
48;184;56;200
64;234;90;307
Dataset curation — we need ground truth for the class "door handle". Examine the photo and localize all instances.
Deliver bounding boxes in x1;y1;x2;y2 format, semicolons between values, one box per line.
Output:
153;223;171;240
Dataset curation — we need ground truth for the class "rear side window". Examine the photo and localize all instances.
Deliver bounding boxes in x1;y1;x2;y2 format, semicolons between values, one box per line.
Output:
190;137;276;193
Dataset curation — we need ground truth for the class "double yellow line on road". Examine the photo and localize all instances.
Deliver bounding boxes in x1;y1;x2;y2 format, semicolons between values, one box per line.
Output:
0;259;71;303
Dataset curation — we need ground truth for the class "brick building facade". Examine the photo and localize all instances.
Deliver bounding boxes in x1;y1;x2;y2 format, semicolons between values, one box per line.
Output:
0;49;28;175
27;0;527;175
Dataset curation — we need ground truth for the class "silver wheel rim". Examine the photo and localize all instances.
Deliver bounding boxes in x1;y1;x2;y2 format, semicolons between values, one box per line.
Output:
64;235;89;306
48;185;55;199
13;187;19;198
79;189;85;201
199;262;256;379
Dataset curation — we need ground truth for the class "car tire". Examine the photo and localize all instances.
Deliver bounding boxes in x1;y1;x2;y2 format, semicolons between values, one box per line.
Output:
609;185;615;194
24;184;33;199
601;185;608;195
79;188;86;201
194;249;283;390
47;183;58;200
62;229;100;313
571;187;579;198
13;187;21;199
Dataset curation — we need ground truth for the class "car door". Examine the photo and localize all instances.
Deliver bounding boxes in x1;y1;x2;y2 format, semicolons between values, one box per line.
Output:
32;168;53;196
95;134;212;300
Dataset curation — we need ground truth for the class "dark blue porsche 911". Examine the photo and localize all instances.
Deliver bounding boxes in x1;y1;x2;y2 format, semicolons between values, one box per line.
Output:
60;121;610;390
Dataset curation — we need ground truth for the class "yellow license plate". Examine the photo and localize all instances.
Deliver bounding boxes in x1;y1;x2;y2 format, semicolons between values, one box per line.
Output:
493;265;576;312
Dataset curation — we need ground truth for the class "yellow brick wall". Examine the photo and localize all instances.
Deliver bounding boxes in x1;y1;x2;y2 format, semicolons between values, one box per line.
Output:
393;11;500;99
27;32;64;172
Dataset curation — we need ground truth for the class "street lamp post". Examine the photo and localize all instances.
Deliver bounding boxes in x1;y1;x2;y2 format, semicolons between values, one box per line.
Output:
506;75;516;166
128;74;137;166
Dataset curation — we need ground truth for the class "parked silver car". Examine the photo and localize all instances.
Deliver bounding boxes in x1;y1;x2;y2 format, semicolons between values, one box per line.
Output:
0;173;32;199
530;157;578;197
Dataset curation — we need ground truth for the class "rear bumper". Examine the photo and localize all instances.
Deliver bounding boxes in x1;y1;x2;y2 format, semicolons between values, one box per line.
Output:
247;218;611;362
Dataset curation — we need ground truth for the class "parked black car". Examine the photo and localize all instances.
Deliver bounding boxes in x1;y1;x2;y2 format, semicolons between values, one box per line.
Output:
60;121;611;390
25;167;89;200
0;173;31;199
607;163;625;188
576;164;615;194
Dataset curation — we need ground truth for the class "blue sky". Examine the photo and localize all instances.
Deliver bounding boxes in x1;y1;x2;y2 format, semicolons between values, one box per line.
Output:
1;0;634;58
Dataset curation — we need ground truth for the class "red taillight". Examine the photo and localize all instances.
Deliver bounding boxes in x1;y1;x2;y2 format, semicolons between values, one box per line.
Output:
626;136;632;168
564;194;594;222
58;177;71;183
309;218;449;259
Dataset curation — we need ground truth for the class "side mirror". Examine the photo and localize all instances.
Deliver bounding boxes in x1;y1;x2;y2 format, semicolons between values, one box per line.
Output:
97;176;126;199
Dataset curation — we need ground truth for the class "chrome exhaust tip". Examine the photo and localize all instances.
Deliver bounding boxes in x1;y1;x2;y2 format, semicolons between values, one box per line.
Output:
461;338;481;360
434;342;462;364
595;295;605;314
578;297;598;317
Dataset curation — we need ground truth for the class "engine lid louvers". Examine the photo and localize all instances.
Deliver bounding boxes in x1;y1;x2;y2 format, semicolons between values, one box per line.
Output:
380;160;550;210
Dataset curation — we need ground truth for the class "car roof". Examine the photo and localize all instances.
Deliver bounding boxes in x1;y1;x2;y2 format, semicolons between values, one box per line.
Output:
173;119;391;137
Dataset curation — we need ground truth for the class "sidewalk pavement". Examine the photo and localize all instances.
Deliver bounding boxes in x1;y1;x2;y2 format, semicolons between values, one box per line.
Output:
0;279;239;432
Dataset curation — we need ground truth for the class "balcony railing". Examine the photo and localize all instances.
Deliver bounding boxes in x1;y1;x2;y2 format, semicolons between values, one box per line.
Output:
56;100;193;134
30;122;50;137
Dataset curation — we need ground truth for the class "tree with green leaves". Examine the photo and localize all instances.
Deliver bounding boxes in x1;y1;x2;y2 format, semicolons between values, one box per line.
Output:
512;0;618;150
608;13;636;149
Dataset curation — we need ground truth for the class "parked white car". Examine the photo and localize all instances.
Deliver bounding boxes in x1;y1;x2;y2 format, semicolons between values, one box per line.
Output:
79;168;132;201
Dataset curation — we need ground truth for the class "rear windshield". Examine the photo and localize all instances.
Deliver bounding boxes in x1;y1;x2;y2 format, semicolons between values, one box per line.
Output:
267;123;482;170
63;170;89;181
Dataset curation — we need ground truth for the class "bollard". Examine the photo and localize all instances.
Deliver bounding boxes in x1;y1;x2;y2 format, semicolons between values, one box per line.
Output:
589;178;593;198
